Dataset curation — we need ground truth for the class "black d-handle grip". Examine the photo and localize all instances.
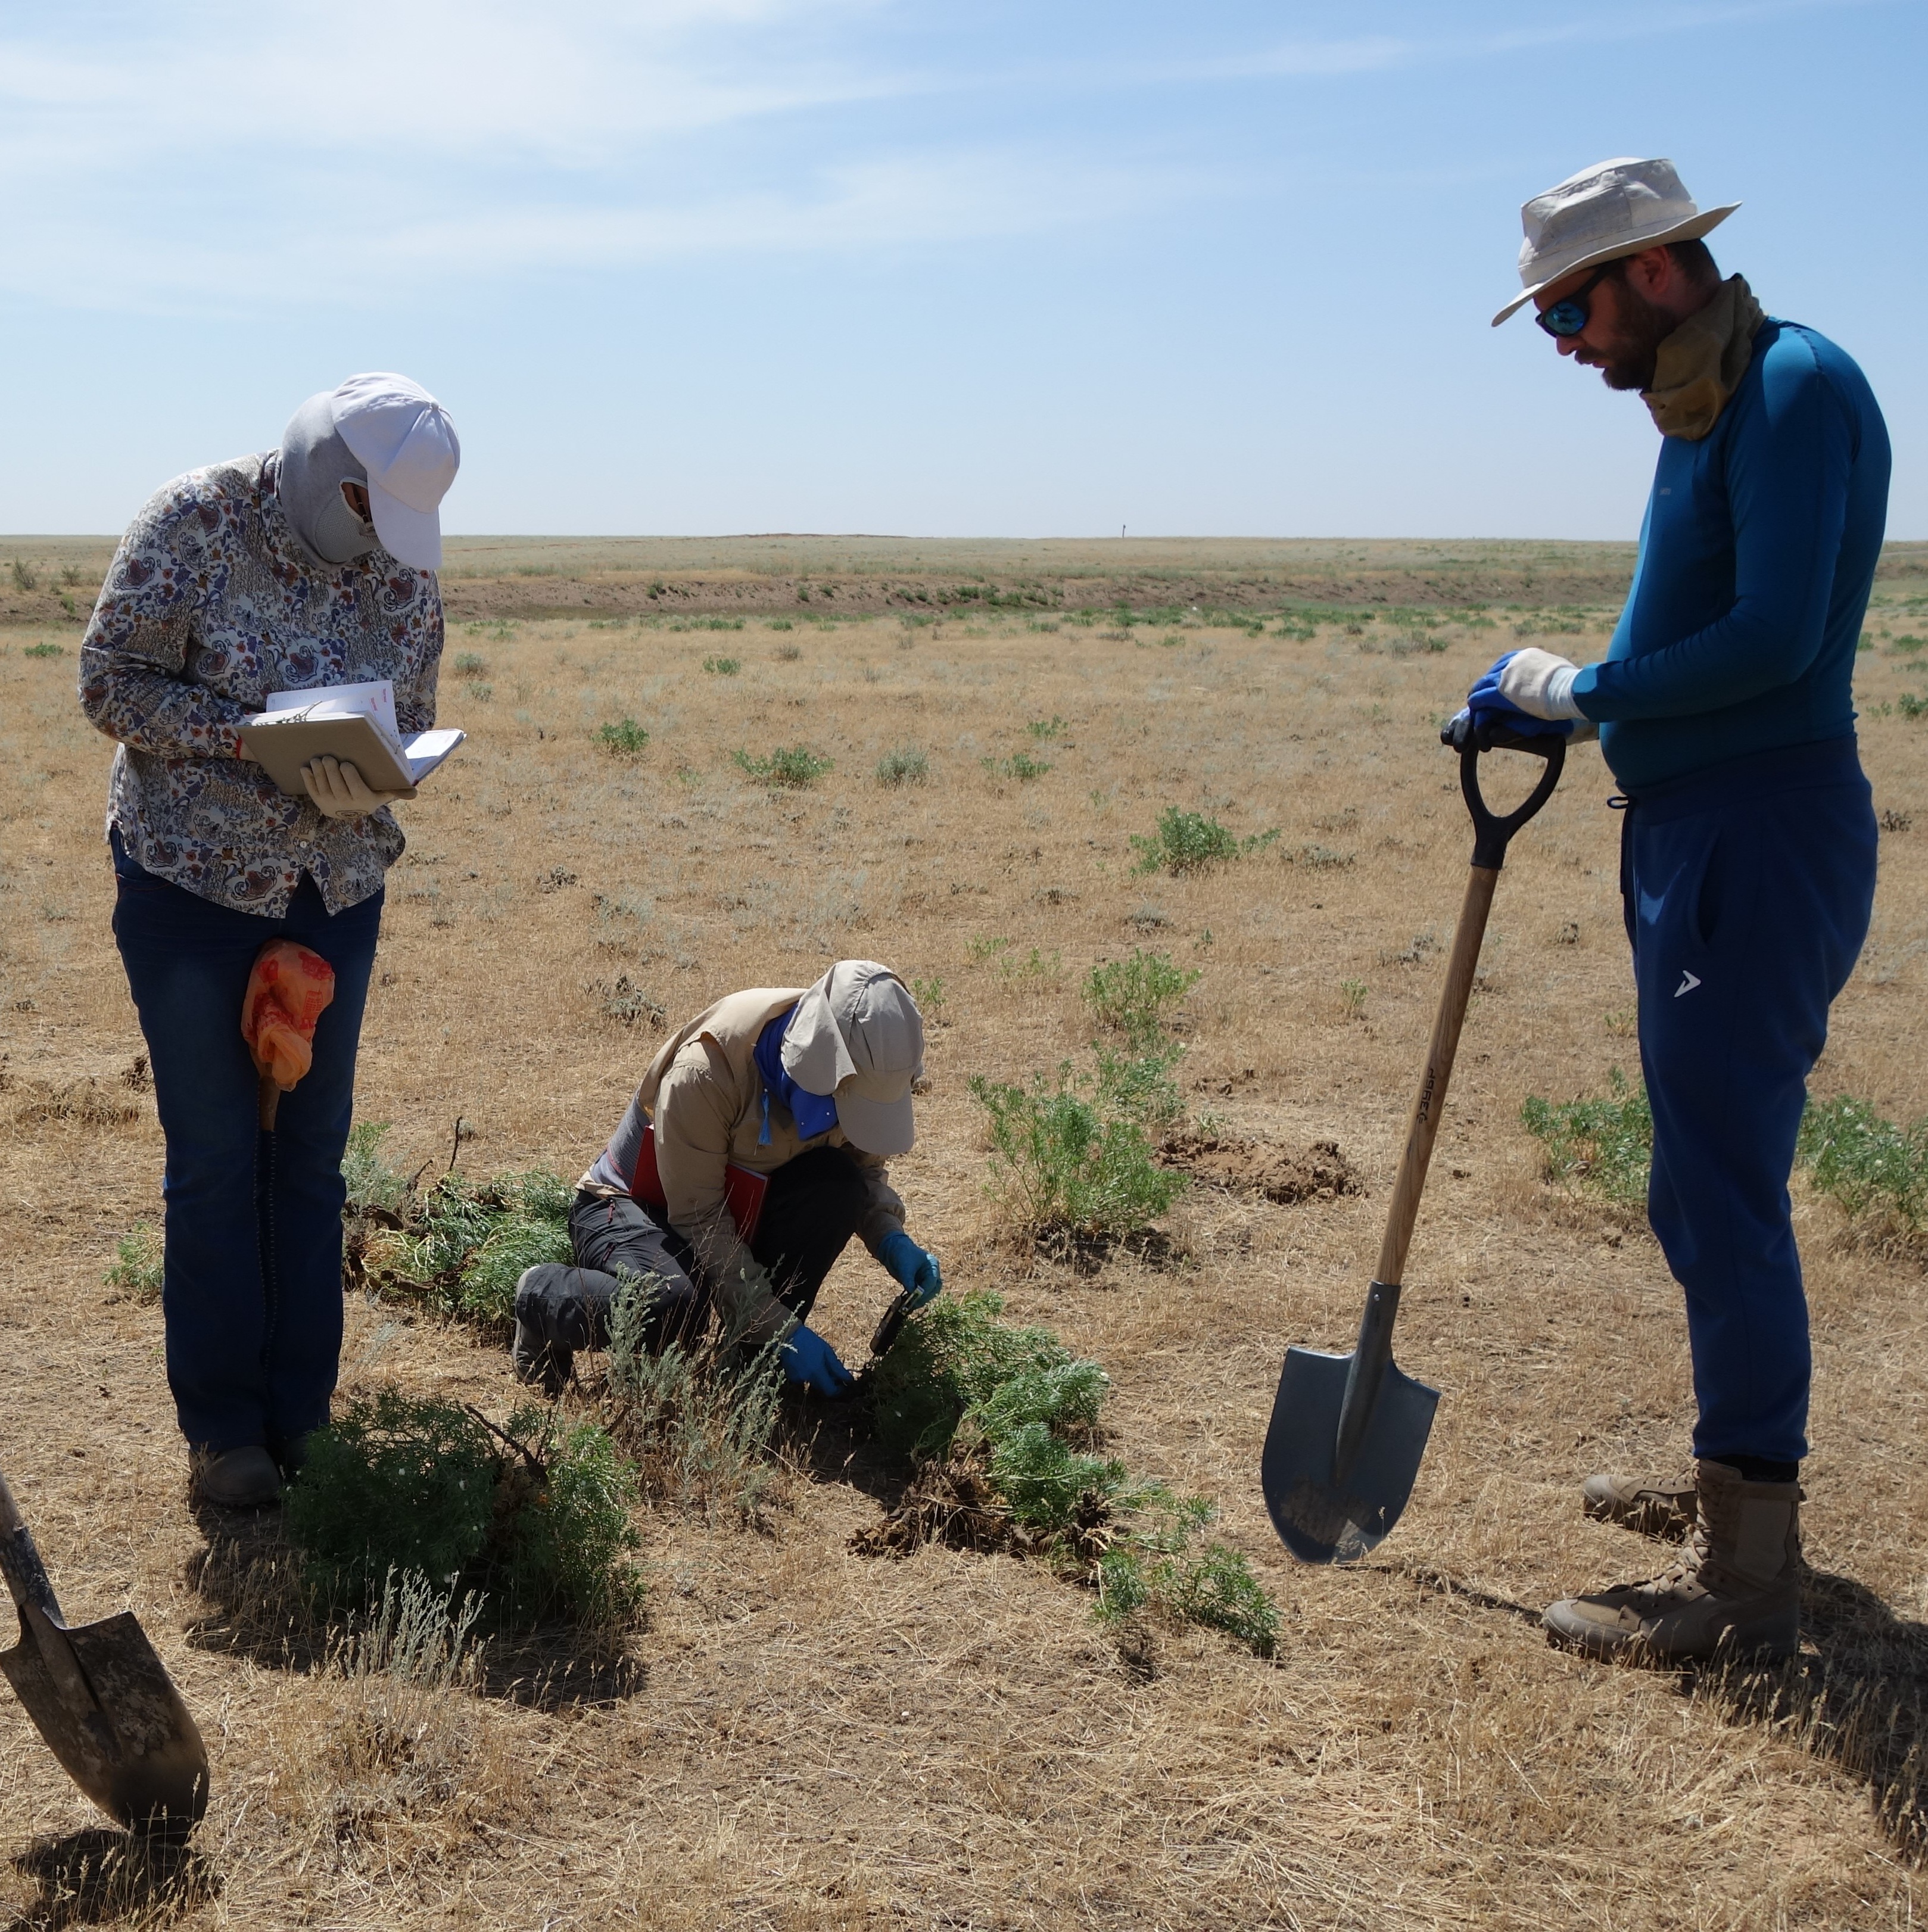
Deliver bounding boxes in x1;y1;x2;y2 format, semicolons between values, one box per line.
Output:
1438;713;1566;869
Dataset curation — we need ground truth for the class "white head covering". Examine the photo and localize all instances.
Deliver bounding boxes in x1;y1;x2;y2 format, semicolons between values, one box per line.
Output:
1493;157;1739;326
328;373;460;570
781;961;925;1155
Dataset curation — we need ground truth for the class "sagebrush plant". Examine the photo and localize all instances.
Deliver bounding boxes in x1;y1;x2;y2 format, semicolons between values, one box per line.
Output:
868;1295;1281;1654
734;744;833;787
982;752;1050;781
876;745;929;786
1797;1095;1928;1242
1130;808;1279;876
382;1168;574;1330
605;1277;786;1521
103;1221;163;1302
330;1565;490;1688
597;717;649;756
1095;1493;1279;1657
970;1062;1185;1243
1082;948;1201;1050
341;1120;415;1217
284;1389;643;1630
1521;1067;1653;1205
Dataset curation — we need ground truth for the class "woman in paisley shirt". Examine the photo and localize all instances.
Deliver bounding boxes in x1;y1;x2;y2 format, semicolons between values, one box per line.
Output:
78;373;460;1509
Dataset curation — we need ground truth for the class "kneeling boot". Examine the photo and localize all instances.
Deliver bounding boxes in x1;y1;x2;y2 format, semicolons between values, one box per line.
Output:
513;1263;619;1397
1543;1460;1802;1663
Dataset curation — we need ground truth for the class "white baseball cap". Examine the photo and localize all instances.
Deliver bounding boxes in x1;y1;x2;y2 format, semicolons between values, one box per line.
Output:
781;961;925;1156
1493;157;1739;327
328;372;460;571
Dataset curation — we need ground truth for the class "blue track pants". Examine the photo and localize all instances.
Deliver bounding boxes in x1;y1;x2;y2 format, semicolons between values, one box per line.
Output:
1621;736;1876;1464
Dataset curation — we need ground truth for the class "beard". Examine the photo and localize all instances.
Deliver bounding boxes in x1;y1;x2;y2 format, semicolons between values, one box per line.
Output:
1575;276;1676;392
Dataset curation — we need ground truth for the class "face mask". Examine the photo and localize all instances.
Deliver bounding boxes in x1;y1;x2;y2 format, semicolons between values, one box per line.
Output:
310;482;381;564
277;392;380;565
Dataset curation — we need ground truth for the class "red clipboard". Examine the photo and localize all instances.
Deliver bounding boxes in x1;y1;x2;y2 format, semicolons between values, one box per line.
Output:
628;1123;768;1243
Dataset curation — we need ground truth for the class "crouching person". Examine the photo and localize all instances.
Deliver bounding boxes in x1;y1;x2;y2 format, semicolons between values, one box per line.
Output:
513;960;941;1397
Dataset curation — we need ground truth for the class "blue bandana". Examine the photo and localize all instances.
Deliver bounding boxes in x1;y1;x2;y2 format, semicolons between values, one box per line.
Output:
753;1011;839;1145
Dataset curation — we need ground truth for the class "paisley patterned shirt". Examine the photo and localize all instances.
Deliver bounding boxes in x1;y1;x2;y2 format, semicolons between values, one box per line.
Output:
78;453;443;916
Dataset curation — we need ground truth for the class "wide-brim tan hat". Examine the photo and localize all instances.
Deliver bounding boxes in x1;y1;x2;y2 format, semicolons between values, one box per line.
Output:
1493;155;1739;327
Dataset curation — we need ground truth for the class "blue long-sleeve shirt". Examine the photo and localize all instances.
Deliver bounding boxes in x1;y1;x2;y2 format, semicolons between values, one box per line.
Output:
1571;319;1890;791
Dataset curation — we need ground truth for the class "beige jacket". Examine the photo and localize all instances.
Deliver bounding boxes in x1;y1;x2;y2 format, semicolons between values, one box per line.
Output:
579;987;907;1344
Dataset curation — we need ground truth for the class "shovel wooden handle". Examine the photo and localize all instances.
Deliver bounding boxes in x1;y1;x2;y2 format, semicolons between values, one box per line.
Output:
1372;727;1566;1291
1373;864;1498;1288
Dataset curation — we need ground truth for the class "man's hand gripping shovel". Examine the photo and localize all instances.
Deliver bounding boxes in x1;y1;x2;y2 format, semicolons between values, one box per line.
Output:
1262;716;1565;1563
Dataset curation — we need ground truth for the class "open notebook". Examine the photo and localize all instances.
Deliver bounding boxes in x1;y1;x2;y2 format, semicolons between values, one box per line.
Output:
239;681;465;802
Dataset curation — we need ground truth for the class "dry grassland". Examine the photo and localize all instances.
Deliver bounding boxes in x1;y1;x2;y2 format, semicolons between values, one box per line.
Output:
2;543;1928;1929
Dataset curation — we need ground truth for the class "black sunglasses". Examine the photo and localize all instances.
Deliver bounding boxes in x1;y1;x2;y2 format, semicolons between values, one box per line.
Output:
1535;261;1619;339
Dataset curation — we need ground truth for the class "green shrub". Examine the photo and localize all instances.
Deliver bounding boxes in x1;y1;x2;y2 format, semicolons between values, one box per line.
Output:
734;744;833;787
910;973;945;1020
1797;1095;1928;1239
1027;715;1069;740
1899;693;1928;721
11;560;37;591
1521;1068;1653;1204
285;1391;642;1630
988;1423;1127;1529
1129;808;1278;875
598;716;650;756
285;1391;499;1598
970;1068;1185;1242
451;650;487;675
387;1168;574;1330
104;1222;163;1302
702;655;741;674
1082;948;1200;1049
869;1290;1080;1463
876;745;929;786
23;641;64;659
341;1121;414;1216
1094;1495;1278;1656
496;1407;645;1625
1090;1045;1185;1132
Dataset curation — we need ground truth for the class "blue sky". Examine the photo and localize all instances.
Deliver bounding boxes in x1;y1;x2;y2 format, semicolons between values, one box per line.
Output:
3;0;1920;539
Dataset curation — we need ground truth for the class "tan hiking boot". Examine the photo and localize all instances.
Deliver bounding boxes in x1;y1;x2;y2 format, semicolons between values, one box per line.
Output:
1544;1460;1802;1663
1582;1467;1697;1540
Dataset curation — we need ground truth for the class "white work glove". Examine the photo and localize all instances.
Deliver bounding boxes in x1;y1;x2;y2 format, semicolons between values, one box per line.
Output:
301;756;408;818
1497;647;1586;720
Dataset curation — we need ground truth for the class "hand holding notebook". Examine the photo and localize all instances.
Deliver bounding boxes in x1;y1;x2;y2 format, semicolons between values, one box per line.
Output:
239;680;465;803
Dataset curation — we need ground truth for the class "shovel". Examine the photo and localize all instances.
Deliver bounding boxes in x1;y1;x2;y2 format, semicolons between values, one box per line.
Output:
0;1466;210;1835
1262;718;1566;1564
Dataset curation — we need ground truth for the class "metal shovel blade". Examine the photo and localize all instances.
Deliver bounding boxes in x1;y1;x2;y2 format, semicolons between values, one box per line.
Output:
0;1604;209;1835
1261;1340;1440;1565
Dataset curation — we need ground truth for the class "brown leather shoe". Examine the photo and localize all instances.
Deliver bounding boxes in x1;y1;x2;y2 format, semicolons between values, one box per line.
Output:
1545;1460;1802;1663
192;1445;283;1509
1581;1467;1698;1540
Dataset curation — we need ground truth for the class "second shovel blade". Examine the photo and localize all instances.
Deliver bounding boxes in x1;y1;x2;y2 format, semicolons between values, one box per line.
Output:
1261;1343;1440;1565
0;1609;208;1834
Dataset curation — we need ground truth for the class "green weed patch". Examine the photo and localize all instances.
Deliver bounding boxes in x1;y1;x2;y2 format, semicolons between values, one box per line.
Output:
1082;948;1200;1050
103;1222;163;1303
1130;808;1278;876
1521;1068;1653;1205
597;717;649;756
734;744;833;787
367;1167;574;1333
1798;1095;1928;1247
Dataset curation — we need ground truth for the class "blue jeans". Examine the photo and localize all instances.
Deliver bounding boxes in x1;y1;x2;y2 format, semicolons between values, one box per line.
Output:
1622;737;1877;1465
110;830;384;1455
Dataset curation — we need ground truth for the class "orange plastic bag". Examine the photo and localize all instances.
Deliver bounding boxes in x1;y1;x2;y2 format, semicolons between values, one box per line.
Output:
241;940;337;1095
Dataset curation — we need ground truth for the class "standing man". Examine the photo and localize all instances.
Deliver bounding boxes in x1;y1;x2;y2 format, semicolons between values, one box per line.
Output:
1471;158;1889;1661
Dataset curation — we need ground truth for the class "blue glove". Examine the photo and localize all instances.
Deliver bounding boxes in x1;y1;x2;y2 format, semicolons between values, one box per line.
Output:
780;1323;854;1398
878;1230;942;1308
1465;650;1577;740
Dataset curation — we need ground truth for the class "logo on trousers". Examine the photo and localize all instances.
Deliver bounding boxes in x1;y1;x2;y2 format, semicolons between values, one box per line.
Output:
1675;970;1701;998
